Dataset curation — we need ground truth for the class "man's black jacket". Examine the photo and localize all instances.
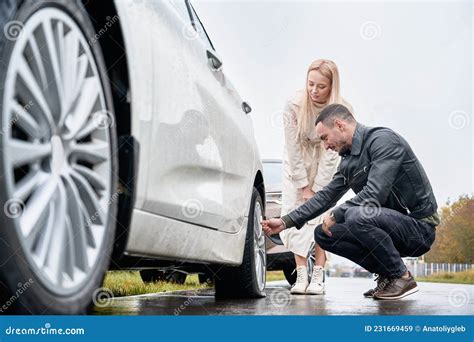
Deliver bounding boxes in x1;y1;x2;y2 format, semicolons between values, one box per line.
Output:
282;123;439;229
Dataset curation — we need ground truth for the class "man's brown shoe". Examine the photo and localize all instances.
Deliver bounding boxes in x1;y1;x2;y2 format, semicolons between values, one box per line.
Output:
373;271;418;300
363;275;390;298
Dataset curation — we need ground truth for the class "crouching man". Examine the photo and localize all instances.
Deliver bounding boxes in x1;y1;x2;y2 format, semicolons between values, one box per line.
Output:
262;104;439;300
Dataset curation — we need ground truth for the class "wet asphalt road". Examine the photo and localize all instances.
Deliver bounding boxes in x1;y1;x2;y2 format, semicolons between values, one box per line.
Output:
93;277;473;315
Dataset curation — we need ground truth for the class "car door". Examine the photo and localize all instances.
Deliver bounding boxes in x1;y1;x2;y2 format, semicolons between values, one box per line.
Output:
142;0;253;233
186;1;258;233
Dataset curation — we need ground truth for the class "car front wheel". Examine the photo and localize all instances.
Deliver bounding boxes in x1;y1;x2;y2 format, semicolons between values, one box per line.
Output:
0;0;118;314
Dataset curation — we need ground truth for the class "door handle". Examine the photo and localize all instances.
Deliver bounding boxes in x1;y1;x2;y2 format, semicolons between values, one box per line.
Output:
206;50;223;71
242;101;252;114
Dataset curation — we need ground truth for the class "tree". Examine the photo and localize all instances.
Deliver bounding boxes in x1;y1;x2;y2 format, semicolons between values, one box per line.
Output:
424;195;473;263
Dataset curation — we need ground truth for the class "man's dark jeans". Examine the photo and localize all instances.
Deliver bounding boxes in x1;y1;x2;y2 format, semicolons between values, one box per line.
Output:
314;207;436;278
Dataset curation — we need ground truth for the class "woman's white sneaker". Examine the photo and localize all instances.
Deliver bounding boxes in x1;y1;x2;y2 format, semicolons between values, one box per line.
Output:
290;266;309;294
306;266;325;295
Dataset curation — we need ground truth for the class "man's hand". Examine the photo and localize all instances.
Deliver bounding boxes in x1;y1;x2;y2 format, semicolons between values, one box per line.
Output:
261;218;286;236
322;213;336;237
302;186;315;202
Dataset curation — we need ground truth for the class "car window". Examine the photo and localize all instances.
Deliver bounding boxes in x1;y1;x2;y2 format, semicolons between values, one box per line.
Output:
169;0;192;23
188;2;215;51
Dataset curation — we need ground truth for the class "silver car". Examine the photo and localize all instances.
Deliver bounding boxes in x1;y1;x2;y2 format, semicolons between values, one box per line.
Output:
0;0;265;314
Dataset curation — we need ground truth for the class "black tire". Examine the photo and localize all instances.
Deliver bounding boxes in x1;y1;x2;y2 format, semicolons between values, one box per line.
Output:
214;188;266;299
140;270;187;285
0;0;118;314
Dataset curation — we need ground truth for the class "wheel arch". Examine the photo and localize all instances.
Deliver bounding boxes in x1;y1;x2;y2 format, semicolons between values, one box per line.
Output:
80;0;136;263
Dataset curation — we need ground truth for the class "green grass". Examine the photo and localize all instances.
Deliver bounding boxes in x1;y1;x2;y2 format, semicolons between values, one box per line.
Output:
102;271;211;298
103;270;288;297
417;268;474;284
266;271;286;282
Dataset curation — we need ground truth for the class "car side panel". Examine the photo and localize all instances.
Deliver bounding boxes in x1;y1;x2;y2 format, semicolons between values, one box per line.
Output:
114;1;155;209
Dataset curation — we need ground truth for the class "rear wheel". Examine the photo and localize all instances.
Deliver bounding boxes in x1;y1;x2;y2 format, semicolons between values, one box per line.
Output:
0;0;118;314
215;188;266;298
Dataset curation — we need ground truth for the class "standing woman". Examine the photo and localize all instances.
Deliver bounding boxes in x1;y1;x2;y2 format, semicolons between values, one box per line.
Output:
280;59;353;295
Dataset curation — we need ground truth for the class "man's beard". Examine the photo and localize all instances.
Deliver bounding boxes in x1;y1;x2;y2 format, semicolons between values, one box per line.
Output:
338;143;351;156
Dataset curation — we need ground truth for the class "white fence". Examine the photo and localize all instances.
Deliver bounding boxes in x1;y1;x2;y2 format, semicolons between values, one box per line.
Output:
405;261;473;278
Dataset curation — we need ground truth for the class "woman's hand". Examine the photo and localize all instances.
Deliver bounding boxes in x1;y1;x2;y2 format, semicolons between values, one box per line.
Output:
302;186;315;202
261;218;286;236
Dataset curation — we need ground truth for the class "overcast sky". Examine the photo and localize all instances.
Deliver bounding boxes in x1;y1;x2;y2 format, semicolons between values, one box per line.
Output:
193;0;473;207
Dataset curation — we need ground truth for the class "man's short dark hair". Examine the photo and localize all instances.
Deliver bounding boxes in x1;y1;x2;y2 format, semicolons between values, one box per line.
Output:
315;104;355;127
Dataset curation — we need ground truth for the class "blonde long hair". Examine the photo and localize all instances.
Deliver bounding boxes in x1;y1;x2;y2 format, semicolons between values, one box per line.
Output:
297;59;341;141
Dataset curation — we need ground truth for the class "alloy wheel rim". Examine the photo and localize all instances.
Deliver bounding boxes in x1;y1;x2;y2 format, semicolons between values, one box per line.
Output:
2;8;113;294
253;201;266;292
